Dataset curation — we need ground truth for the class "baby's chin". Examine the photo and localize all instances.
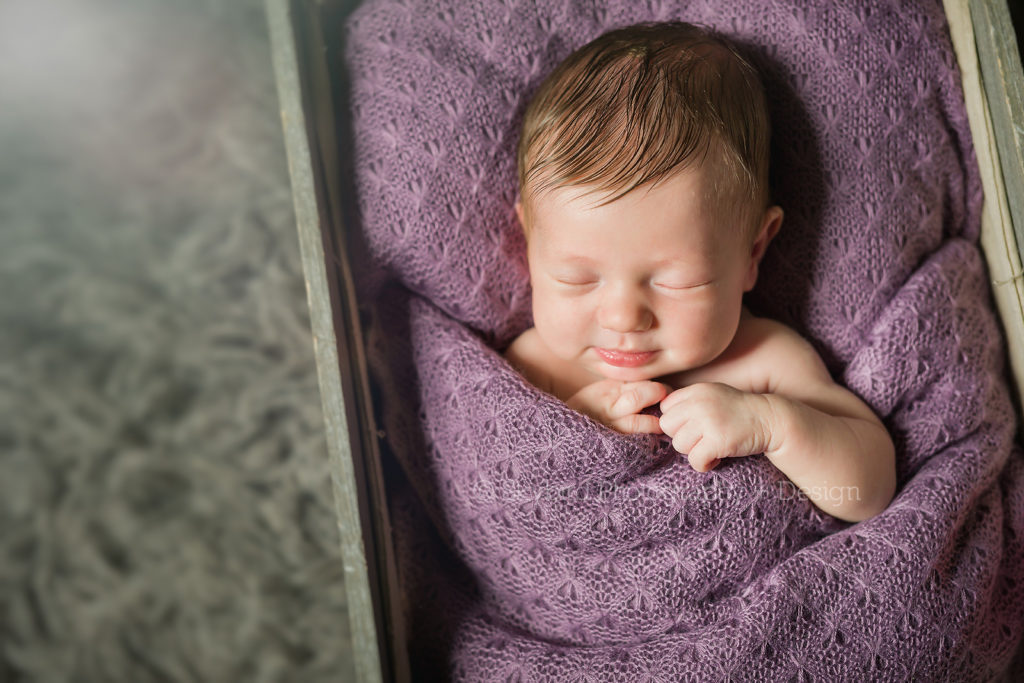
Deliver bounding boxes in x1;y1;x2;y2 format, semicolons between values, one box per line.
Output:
590;363;664;384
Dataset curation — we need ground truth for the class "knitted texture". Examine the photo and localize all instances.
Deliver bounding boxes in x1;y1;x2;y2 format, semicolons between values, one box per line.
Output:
346;0;1024;679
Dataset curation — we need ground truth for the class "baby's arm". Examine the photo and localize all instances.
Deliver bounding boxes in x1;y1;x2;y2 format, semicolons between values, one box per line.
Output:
659;326;896;522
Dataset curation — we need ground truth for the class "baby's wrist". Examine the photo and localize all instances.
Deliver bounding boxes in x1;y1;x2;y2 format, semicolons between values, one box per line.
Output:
755;392;797;458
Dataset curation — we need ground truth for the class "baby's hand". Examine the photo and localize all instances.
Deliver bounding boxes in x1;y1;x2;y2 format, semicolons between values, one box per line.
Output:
659;382;774;472
567;379;670;434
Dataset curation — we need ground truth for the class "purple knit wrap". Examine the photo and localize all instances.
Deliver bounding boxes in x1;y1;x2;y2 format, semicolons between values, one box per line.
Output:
345;0;1024;679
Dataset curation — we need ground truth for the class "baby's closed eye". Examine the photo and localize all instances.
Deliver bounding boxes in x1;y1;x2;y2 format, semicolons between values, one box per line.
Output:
651;277;713;291
553;275;597;286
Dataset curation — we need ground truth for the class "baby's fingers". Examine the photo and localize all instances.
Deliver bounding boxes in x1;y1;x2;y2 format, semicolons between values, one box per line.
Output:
687;444;721;472
608;381;670;420
670;429;720;472
659;405;687;436
611;413;663;435
660;386;691;413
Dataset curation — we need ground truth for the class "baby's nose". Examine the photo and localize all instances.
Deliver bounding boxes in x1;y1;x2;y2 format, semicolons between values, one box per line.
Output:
597;291;652;332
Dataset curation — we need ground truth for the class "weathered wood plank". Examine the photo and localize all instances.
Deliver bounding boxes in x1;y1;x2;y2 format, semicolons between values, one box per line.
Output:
291;1;410;680
946;0;1024;414
265;0;408;680
972;0;1024;265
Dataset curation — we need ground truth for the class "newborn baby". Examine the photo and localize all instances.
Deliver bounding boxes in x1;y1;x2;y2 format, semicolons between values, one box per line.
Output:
505;21;895;522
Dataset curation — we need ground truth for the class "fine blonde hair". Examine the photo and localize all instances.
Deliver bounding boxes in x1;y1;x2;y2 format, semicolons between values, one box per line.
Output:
517;21;771;234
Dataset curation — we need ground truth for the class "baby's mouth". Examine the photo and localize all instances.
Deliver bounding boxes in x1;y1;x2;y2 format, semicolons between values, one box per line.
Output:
595;348;658;368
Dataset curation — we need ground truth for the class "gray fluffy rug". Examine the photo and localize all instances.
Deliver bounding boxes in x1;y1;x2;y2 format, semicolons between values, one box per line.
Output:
0;0;355;680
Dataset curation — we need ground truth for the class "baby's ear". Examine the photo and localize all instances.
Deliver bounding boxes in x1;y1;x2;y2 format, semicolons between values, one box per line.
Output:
743;205;784;291
515;200;533;242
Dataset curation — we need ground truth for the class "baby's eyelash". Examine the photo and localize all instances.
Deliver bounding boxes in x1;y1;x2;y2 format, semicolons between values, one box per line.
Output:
653;279;713;290
550;273;597;286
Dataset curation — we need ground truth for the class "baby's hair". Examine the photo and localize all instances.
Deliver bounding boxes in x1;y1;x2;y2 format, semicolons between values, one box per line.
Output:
517;21;770;234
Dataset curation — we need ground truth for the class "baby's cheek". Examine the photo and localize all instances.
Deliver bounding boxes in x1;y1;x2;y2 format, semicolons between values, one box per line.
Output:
534;297;588;354
663;305;735;364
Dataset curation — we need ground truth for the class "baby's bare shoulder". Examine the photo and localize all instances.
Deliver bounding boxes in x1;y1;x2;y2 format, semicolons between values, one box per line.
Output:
506;329;598;400
505;328;563;397
505;328;546;380
738;314;814;350
738;314;883;424
735;314;832;391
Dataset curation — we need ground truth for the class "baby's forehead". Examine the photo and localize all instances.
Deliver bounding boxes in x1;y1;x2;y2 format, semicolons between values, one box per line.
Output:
529;147;756;222
527;162;716;211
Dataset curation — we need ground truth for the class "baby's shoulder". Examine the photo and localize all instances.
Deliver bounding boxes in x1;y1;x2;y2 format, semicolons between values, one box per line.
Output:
732;313;831;391
735;312;811;350
505;328;566;397
504;328;546;382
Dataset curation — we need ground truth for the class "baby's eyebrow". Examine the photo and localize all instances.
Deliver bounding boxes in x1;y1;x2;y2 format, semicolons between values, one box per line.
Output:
544;254;703;269
652;256;712;271
547;252;594;264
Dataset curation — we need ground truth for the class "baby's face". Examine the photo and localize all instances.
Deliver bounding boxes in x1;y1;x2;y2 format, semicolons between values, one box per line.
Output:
522;168;767;383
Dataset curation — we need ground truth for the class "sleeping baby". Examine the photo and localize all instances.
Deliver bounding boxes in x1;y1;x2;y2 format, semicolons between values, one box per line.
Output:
504;21;896;522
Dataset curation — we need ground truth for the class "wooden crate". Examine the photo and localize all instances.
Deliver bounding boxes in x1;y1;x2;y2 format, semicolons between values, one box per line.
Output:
265;1;1024;680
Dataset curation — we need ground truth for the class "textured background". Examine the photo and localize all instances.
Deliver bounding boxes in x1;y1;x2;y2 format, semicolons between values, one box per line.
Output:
0;0;356;680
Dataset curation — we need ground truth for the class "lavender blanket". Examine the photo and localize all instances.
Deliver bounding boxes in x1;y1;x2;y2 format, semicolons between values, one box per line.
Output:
346;0;1024;679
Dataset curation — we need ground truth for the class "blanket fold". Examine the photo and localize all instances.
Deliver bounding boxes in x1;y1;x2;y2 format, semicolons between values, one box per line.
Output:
367;269;1022;678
